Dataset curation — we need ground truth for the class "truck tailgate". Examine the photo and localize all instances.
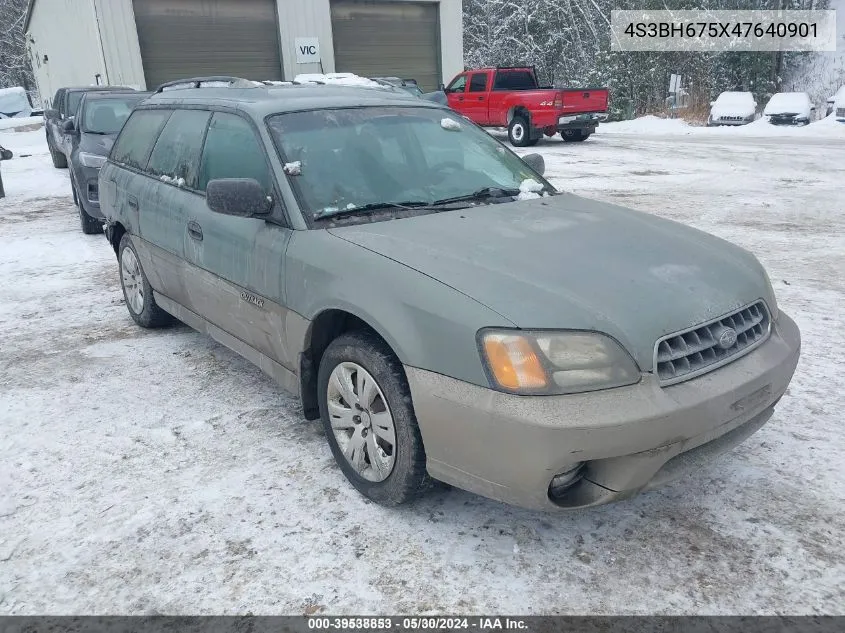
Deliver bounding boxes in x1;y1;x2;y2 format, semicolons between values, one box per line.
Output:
560;88;609;114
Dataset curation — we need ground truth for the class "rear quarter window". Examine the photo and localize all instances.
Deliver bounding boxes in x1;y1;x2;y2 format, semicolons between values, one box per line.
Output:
111;109;172;171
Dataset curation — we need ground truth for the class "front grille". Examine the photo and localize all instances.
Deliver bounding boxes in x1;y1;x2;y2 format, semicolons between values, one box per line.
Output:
837;108;845;118
655;301;771;386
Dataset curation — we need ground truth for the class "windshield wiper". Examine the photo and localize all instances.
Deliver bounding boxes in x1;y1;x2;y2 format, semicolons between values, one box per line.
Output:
430;186;521;206
313;200;437;221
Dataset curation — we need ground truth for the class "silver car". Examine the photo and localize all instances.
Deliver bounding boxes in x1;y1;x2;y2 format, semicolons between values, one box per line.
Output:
100;80;800;510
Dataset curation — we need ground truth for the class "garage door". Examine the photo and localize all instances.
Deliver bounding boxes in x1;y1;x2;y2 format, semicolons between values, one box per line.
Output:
330;1;440;91
132;0;282;89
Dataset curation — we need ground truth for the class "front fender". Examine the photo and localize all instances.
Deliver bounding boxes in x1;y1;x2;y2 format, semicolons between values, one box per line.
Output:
284;230;514;388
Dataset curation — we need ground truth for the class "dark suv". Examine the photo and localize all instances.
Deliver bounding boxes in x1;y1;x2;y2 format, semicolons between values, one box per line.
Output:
44;86;133;168
63;91;151;233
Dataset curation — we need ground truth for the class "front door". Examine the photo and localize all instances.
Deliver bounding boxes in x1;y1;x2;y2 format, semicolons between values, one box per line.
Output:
184;111;295;370
445;73;469;116
464;72;490;125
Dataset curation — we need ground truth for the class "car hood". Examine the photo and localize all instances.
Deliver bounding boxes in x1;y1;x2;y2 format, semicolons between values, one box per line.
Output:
78;133;116;155
327;195;774;371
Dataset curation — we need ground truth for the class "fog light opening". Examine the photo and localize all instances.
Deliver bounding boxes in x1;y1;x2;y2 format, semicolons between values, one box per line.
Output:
549;462;585;498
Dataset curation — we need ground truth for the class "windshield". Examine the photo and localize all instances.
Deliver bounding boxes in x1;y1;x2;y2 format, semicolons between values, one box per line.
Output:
267;107;549;220
82;96;145;134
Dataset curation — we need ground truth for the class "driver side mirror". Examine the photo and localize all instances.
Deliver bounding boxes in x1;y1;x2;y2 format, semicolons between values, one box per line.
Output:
207;178;272;218
44;108;59;120
522;153;545;176
62;118;76;133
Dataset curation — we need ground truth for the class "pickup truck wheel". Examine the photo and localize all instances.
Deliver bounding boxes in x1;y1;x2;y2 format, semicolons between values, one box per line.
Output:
118;234;172;328
50;144;67;168
318;331;431;506
508;116;532;147
561;129;589;142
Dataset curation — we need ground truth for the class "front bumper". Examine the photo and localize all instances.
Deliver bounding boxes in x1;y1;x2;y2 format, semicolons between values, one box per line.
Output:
406;313;800;510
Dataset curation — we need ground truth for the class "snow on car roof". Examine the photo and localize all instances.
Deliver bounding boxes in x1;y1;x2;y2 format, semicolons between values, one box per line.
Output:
764;92;811;115
714;91;754;104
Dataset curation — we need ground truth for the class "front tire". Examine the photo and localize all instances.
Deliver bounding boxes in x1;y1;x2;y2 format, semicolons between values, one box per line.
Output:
508;115;532;147
50;144;67;168
118;233;172;328
318;331;430;506
79;205;103;235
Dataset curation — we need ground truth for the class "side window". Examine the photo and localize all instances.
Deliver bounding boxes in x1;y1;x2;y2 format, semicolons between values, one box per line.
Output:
111;109;172;170
146;109;211;189
198;112;271;192
468;73;488;93
446;74;467;94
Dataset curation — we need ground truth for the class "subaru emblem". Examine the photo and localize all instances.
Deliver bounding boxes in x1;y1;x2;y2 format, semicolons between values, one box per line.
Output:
718;327;738;349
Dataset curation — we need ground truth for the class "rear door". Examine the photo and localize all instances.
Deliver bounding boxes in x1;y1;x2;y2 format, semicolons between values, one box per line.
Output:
464;72;491;124
184;111;295;369
137;108;211;307
445;73;469;116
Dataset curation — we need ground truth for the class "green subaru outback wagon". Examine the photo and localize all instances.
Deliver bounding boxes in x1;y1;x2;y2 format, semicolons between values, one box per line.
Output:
100;78;800;511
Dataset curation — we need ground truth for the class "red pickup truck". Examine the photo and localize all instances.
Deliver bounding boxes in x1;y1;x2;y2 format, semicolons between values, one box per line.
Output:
442;67;609;147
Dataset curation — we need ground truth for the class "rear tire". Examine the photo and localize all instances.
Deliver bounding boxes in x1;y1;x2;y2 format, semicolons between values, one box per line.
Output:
318;330;431;506
561;129;589;142
50;143;67;168
508;115;532;147
118;233;172;328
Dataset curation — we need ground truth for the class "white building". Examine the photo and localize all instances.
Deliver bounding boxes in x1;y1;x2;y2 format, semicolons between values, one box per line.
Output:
24;0;463;107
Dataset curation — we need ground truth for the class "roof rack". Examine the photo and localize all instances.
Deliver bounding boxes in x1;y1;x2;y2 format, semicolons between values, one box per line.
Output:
154;76;251;93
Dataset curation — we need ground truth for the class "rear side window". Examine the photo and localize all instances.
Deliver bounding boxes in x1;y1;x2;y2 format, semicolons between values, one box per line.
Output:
111;109;172;170
146;110;211;189
469;73;488;93
198;113;271;192
492;71;537;91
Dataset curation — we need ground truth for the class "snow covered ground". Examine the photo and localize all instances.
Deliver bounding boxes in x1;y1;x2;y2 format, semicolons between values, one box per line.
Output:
1;121;844;615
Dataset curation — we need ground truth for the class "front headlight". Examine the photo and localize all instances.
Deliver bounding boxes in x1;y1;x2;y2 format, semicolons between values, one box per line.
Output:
79;152;107;169
478;329;640;395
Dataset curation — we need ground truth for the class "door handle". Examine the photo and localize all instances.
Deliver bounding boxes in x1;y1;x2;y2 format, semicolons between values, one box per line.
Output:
477;97;484;101
127;195;138;210
458;96;464;101
187;221;203;241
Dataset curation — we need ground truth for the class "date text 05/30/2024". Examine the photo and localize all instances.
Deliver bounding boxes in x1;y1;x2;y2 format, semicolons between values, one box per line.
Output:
307;617;528;630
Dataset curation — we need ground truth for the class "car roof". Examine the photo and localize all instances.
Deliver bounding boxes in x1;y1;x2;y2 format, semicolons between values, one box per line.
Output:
140;83;442;118
64;86;135;98
82;91;151;101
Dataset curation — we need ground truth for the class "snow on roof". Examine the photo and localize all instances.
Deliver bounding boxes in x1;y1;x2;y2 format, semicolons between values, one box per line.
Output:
714;91;755;106
293;73;381;88
764;92;812;116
